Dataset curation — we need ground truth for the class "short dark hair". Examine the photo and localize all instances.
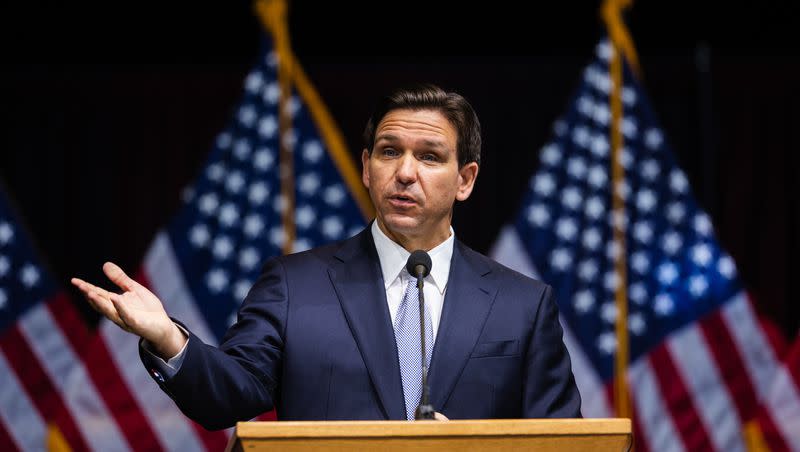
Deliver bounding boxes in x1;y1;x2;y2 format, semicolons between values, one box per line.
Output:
362;84;481;167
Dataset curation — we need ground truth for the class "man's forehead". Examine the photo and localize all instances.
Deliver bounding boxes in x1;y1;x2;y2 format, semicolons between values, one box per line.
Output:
375;109;456;146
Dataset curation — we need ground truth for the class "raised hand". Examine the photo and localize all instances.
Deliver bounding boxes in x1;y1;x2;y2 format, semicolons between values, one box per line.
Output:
71;262;186;359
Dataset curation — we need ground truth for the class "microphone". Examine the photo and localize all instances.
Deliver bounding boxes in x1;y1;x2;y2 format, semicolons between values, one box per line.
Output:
406;249;431;279
406;250;436;420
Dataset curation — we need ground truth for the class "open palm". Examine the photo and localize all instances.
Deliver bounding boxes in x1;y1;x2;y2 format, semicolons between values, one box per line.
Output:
72;262;185;358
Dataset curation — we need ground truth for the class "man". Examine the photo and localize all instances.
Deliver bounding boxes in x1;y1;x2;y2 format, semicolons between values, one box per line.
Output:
72;84;581;429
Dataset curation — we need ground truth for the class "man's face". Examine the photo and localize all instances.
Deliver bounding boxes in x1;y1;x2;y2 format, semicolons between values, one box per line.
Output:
362;108;478;249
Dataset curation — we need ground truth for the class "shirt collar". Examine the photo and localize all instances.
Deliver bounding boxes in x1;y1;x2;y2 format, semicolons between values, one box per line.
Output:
371;221;454;295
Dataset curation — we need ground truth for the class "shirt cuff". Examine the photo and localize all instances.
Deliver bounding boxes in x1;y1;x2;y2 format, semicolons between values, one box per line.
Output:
140;323;190;379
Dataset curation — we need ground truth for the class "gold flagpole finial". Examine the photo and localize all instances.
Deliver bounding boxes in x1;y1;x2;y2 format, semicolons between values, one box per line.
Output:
601;0;641;78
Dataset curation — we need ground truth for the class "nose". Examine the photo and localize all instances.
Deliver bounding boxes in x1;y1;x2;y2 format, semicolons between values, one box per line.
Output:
395;153;418;185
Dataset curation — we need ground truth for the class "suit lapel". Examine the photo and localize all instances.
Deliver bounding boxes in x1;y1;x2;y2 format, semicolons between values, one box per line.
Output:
428;241;498;411
328;229;405;420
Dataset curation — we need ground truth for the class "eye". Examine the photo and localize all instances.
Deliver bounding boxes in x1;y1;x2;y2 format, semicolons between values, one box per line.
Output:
380;147;399;157
420;153;439;162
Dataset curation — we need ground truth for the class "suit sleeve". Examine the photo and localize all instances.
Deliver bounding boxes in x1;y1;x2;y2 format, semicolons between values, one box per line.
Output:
139;258;289;430
523;284;582;418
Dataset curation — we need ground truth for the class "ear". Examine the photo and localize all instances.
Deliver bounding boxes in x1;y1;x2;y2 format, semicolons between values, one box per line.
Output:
455;162;479;201
361;149;371;188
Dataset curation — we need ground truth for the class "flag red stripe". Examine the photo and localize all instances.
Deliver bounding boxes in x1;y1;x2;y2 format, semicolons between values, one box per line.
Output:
48;293;164;451
603;381;615;416
188;419;230;450
699;310;759;420
748;294;788;358
0;421;19;452
784;338;800;389
631;410;651;452
755;407;791;452
135;270;230;450
0;326;90;452
648;344;714;451
258;410;278;421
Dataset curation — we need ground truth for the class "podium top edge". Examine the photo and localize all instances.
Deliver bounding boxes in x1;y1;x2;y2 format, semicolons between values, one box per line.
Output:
235;418;632;439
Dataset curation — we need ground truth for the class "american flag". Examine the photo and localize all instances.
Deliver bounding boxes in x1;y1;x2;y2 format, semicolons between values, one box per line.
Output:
0;190;138;450
491;39;800;451
0;34;367;451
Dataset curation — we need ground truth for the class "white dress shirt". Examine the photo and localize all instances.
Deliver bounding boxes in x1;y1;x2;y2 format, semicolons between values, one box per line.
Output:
370;221;453;342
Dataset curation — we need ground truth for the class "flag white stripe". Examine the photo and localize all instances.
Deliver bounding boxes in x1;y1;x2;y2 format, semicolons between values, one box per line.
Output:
560;322;612;418
721;293;779;400
666;323;743;452
763;366;800;450
100;322;206;452
145;232;237;440
488;226;611;417
145;232;217;345
19;304;130;452
629;358;685;452
488;225;541;280
0;350;46;451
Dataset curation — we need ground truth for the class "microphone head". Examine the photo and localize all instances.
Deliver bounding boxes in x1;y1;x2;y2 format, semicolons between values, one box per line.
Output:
406;250;432;278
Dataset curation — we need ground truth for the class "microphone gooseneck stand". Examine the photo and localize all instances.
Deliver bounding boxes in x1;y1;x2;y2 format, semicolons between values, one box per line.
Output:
407;250;435;420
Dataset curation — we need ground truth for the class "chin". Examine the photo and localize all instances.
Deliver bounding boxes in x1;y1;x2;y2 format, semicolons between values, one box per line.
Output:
381;215;420;235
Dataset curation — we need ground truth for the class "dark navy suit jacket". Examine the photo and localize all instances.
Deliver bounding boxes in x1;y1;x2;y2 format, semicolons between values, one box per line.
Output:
143;227;581;429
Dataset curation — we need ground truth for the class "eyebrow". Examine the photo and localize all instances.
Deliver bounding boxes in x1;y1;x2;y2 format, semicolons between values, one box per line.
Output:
375;134;447;149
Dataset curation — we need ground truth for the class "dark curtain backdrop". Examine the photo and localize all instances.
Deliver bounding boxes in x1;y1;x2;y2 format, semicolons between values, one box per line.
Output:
1;2;797;337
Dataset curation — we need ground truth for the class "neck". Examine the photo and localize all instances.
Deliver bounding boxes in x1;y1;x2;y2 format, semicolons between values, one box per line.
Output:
376;219;450;252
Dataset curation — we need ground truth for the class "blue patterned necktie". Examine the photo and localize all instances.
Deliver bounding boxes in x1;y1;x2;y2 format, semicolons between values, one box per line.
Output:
394;278;434;420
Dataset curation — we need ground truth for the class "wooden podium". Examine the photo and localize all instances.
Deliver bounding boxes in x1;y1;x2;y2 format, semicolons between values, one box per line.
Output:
225;418;632;451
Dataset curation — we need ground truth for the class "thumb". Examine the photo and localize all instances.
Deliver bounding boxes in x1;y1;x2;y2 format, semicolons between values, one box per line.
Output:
103;261;145;293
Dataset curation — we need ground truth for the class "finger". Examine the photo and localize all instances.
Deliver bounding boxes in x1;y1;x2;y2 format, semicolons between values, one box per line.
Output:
71;277;109;307
103;262;161;303
71;277;133;331
84;287;126;328
108;293;134;333
102;262;142;292
71;279;118;316
433;412;449;421
71;277;115;301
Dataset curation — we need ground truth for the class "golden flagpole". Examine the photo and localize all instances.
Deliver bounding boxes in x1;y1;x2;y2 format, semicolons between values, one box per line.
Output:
254;0;374;229
256;0;296;255
600;0;640;421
